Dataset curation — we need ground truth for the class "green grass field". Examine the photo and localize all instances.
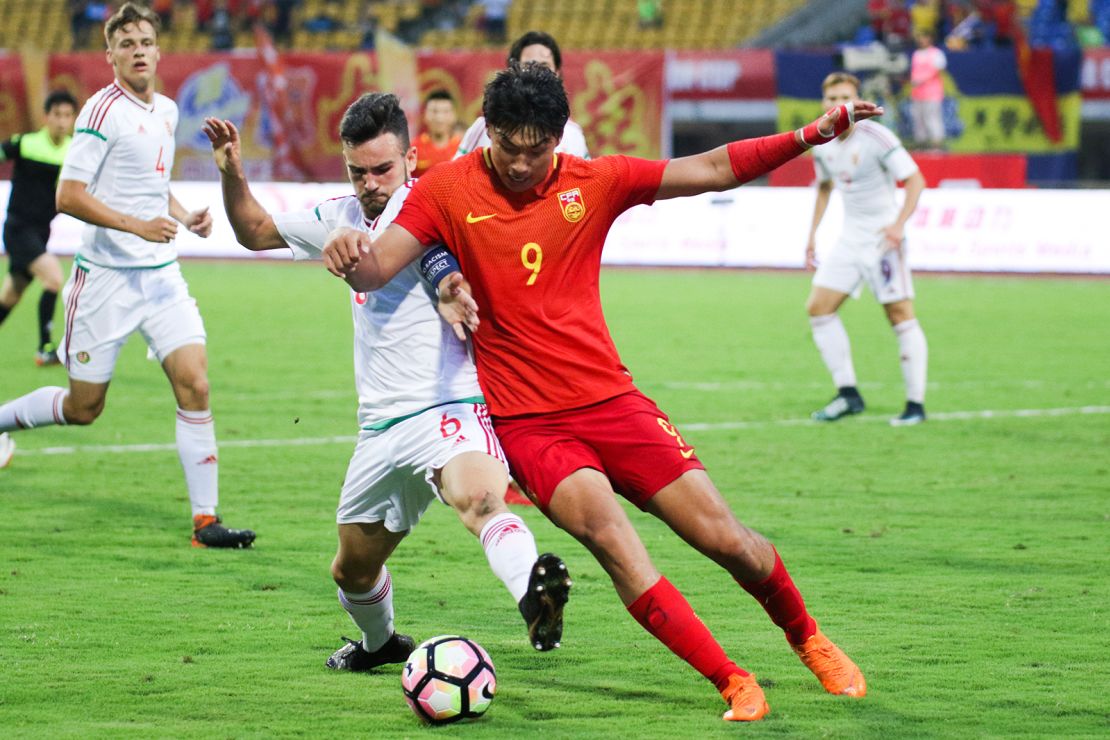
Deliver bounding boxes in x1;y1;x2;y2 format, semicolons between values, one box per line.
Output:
1;259;1107;738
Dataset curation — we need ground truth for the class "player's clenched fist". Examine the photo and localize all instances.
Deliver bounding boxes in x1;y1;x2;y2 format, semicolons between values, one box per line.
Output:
323;226;372;277
137;216;179;243
797;100;884;148
436;272;480;340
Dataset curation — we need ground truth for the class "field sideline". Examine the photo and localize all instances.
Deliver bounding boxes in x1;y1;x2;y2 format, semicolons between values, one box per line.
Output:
1;259;1107;738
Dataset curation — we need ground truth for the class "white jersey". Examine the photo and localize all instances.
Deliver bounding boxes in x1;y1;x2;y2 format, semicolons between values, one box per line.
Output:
454;115;590;159
272;183;482;431
59;81;178;268
812;120;919;237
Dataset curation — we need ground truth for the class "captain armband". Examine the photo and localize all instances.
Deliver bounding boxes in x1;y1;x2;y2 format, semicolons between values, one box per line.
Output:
419;246;461;289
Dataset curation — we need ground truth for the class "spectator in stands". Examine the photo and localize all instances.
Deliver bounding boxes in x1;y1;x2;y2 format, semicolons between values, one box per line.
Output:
909;29;946;149
479;0;511;44
638;0;664;29
883;0;913;49
414;90;463;177
988;0;1017;46
152;0;174;31
455;30;590;160
211;0;235;50
272;0;299;44
359;5;377;50
910;0;942;39
868;0;890;39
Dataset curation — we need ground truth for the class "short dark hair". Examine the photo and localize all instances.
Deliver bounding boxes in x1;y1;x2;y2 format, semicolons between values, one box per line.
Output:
339;92;410;149
423;89;455;108
105;2;161;46
482;63;568;144
507;30;562;71
44;90;78;113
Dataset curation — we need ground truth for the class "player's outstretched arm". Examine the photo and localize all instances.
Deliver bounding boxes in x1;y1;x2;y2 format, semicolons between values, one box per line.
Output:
57;179;178;243
203;117;287;251
656;101;884;201
322;223;426;292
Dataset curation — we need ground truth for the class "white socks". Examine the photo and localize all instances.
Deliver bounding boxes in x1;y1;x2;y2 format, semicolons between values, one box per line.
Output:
479;513;538;603
0;386;68;432
339;567;394;652
893;319;928;403
810;314;857;388
176;408;218;517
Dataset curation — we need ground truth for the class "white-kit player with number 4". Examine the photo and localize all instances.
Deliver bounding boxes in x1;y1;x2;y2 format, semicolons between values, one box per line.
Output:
0;3;255;547
203;92;571;672
805;72;929;426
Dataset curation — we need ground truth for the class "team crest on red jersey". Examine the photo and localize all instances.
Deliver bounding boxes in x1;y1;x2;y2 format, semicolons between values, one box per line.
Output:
557;188;586;223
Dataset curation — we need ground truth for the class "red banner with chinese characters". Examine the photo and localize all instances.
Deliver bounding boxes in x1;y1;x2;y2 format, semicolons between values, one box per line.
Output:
419;50;665;158
0;52;30;179
49;51;381;181
46;48;664;181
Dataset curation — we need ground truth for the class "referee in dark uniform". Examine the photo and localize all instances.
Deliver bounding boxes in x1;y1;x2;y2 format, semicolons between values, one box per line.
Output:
0;90;78;366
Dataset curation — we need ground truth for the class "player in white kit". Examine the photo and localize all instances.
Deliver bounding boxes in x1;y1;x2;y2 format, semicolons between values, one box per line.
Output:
454;31;589;160
204;92;571;671
805;72;929;426
0;3;255;547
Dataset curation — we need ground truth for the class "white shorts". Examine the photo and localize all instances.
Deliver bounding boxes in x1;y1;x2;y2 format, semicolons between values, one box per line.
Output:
337;401;508;532
59;260;206;383
813;236;915;305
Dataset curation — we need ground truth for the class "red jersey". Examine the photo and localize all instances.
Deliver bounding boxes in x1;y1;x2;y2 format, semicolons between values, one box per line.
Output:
413;131;462;177
394;149;667;417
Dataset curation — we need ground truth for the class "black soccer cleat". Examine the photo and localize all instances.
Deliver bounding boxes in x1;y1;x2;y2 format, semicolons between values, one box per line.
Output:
890;401;927;427
326;633;415;672
191;514;256;548
518;552;572;651
812;390;865;422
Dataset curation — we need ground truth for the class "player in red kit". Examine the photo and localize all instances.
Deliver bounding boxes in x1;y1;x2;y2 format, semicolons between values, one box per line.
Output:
323;64;881;722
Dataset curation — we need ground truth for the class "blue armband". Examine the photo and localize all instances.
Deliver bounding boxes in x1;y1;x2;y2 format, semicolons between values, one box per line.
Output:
419;246;461;289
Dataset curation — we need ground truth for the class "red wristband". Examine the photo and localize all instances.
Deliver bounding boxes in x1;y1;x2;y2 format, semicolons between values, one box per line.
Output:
726;131;805;184
797;102;855;146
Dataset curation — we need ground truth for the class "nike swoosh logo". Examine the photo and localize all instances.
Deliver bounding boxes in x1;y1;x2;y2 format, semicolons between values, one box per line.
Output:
680;448;696;459
466;212;497;223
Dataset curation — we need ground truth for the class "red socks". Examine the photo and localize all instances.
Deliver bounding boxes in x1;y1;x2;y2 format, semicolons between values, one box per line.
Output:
627;576;746;691
739;548;817;645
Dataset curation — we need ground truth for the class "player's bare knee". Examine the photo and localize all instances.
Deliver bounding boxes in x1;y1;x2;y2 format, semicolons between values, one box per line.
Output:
63;399;104;426
175;376;210;408
331;559;379;593
452;488;505;532
574;517;630;556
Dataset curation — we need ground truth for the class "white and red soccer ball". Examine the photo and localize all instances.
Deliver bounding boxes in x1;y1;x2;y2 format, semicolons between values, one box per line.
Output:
401;635;496;724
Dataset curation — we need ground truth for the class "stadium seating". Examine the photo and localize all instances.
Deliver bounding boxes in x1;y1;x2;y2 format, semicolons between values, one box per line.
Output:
420;0;809;50
0;0;71;52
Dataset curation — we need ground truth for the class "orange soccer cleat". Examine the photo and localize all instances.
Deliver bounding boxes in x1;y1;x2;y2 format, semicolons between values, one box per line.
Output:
720;673;770;722
791;629;867;697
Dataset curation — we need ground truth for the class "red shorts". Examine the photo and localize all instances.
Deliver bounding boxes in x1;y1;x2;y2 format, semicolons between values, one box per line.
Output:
492;389;705;511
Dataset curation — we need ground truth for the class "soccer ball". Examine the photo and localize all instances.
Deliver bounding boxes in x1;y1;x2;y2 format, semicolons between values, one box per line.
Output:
401;635;497;724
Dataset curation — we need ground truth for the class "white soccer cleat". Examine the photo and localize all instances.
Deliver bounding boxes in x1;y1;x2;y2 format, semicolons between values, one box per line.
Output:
0;433;15;469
